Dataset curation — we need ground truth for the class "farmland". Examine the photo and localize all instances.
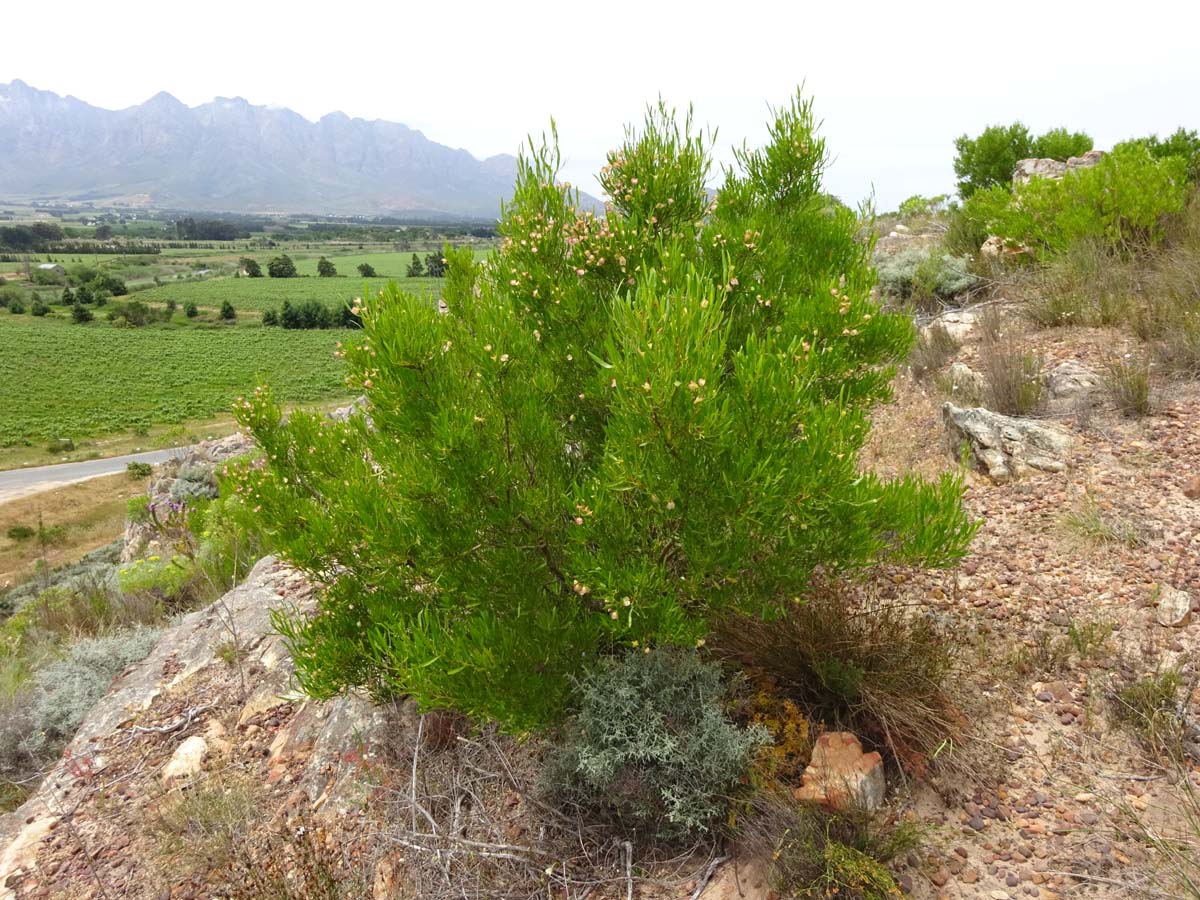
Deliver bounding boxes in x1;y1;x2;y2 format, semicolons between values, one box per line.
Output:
0;314;347;443
135;274;445;313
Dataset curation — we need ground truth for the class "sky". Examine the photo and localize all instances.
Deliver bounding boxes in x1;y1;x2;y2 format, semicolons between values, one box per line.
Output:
3;0;1198;211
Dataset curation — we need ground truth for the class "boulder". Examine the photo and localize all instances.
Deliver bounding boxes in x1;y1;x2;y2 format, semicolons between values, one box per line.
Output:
161;735;208;783
1014;151;1103;186
1156;585;1193;628
1045;361;1104;414
943;403;1074;483
794;732;886;812
928;309;978;341
946;363;986;402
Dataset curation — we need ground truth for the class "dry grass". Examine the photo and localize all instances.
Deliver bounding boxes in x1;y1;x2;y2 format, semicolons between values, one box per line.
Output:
1104;354;1153;417
711;582;965;780
0;473;139;590
908;322;959;381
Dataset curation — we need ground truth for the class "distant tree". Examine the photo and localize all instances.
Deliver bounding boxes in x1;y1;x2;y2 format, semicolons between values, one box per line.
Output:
953;123;1035;198
424;251;447;278
1032;128;1093;162
60;286;74;306
71;301;93;324
262;308;279;326
75;284;94;305
406;253;424;277
356;262;377;278
184;301;199;318
219;300;236;320
240;257;263;278
8;299;25;314
279;300;301;330
93;225;114;240
317;257;337;277
31;298;50;317
267;254;297;278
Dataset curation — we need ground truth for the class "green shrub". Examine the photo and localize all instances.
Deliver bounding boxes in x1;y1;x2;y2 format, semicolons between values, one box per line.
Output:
107;299;161;327
261;308;279;326
356;262;377;278
7;299;24;315
736;789;917;900
184;301;199;318
317;257;337;277
875;248;979;309
125;495;152;523
958;146;1189;259
118;556;197;608
548;649;766;836
219;300;236;321
23;625;163;753
1113;668;1187;756
1116;127;1200;183
71;301;93;324
5;525;35;542
0;287;21;309
238;93;976;731
30;299;49;317
126;460;153;479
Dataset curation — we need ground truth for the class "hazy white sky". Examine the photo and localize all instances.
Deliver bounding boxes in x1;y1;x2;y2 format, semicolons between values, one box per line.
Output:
4;0;1198;210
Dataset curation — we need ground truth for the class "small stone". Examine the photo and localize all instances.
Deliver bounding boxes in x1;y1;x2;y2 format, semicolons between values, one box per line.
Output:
1156;585;1192;627
1183;475;1200;499
929;868;951;887
794;732;886;812
961;868;979;883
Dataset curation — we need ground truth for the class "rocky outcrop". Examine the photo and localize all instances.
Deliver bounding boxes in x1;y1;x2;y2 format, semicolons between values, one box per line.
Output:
1045;360;1104;415
0;557;393;898
121;432;254;562
946;362;986;402
1013;150;1104;186
943;403;1074;482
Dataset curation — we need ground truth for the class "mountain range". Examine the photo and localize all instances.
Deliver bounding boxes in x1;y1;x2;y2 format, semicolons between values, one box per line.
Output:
0;80;542;219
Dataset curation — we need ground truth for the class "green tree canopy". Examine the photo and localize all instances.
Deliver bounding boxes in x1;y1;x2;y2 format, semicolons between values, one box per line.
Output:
236;94;977;731
267;255;296;278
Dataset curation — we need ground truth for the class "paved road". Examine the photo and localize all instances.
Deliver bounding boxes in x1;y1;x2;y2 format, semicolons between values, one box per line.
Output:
0;448;191;504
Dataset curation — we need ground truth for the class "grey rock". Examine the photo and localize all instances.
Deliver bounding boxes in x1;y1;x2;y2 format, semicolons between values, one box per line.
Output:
943;403;1074;482
1156;585;1193;628
1045;361;1103;414
946;363;986;403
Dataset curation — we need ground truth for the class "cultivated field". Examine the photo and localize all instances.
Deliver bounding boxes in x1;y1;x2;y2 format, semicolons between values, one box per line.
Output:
134;274;444;312
0;315;347;442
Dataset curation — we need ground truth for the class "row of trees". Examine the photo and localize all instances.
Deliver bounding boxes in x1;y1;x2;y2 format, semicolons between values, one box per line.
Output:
261;299;360;329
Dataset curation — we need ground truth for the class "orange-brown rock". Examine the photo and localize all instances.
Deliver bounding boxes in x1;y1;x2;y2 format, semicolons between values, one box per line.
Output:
794;731;885;812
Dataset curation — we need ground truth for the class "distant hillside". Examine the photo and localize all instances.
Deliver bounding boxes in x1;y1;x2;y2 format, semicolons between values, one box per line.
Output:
0;80;583;219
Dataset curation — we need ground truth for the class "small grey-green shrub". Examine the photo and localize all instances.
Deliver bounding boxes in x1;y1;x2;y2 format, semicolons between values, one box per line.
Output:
23;625;163;753
876;248;979;310
170;463;219;501
548;649;767;837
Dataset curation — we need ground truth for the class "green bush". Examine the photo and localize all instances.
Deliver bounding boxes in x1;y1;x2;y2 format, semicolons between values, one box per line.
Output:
237;94;976;731
23;626;162;753
261;308;279;326
737;790;916;900
184;301;199;318
1026;238;1134;327
8;299;24;315
219;300;236;321
71;301;93;324
30;299;49;317
548;649;766;836
5;525;35;542
957;145;1190;259
118;556;197;608
317;257;337;277
126;460;153;479
126;495;152;522
357;262;377;278
875;248;979;309
1116;127;1200;183
1105;355;1152;417
170;463;219;501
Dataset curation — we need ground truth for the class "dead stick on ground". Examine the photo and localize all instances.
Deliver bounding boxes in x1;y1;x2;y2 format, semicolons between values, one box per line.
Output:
689;855;728;900
623;840;633;900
